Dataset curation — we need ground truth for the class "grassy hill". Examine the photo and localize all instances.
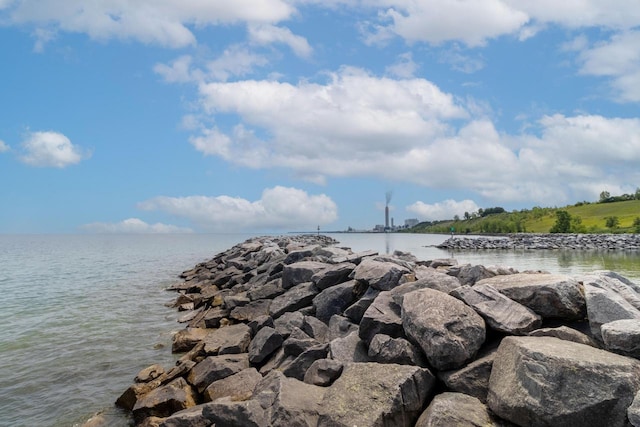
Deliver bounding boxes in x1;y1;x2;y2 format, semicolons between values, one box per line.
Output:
408;200;640;234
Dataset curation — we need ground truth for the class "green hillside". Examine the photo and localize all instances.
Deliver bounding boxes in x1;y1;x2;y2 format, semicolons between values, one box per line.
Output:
408;199;640;234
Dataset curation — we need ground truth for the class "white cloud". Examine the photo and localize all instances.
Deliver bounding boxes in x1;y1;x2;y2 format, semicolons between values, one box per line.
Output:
81;218;193;234
407;199;480;221
154;55;197;83
248;24;313;58
3;0;295;48
138;186;338;231
367;0;529;47
385;52;418;78
439;48;485;74
576;31;640;102
19;130;89;168
0;140;9;152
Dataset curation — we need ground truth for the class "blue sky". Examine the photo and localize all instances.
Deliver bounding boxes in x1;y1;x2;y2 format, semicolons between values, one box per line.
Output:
1;1;640;233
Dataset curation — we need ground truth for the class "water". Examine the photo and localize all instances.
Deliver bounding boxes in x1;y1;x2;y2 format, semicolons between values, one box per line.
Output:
1;232;640;427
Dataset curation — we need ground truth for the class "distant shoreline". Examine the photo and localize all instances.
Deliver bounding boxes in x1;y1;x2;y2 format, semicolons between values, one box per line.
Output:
438;233;640;250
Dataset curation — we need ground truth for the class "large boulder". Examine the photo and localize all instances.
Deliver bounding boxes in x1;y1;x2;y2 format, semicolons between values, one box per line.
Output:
487;336;640;427
367;334;426;366
358;291;404;345
229;299;272;322
583;272;640;341
187;353;250;393
411;266;463;293
283;261;328;289
450;284;542;335
312;263;356;290
601;319;640;358
318;362;436;427
401;288;486;370
253;370;326;426
415;392;511;427
527;325;597;347
203;323;251;355
172;328;209;353
269;282;320;319
203;367;262;402
351;258;411;291
313;280;359;323
476;273;586;320
132;377;197;422
248;326;283;365
200;398;267;427
329;331;371;363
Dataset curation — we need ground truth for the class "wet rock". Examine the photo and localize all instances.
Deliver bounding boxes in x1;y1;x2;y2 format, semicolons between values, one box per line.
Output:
488;336;640;427
318;362;435;427
367;334;426;366
132;377;197;422
450;284;542;335
401;288;486;370
269;282;319;319
313;280;359;323
477;273;586;321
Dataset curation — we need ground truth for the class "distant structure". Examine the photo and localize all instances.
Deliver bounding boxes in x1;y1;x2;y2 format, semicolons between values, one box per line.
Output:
385;191;393;231
405;218;419;228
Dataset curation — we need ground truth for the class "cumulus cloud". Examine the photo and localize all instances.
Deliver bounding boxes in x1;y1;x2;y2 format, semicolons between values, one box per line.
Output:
2;0;294;48
248;24;312;58
407;199;480;221
0;139;9;152
81;218;193;234
138;186;338;231
19;130;89;168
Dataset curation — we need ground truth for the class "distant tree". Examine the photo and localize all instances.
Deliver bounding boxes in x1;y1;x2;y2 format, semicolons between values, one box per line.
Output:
464;211;471;220
550;210;572;233
634;217;640;233
605;216;620;229
636;188;640;200
570;215;587;233
481;207;506;217
453;215;460;221
599;190;611;203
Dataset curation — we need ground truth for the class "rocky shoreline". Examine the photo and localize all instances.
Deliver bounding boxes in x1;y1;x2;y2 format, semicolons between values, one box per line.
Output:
438;233;640;250
105;234;640;426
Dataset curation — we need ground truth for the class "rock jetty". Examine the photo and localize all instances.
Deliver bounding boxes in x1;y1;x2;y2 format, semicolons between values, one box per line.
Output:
113;234;640;427
438;233;640;250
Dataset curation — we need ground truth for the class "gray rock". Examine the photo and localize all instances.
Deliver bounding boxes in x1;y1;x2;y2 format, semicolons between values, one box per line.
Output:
450;284;542;335
343;286;380;323
187;353;250;393
359;291;404;345
203;323;251;355
229;299;271;322
247;278;285;301
628;391;640;427
303;358;344;386
132;377;197;422
284;247;319;265
312;263;356;290
247;314;274;336
583;272;640;341
487;336;640;427
401;288;486;370
274;311;305;338
602;319;640;358
282;261;328;289
476;273;586;320
437;348;497;403
282;343;330;381
253;370;326;427
367;334;426;366
302;315;329;343
203;367;262;402
451;264;497;286
282;329;318;357
269;282;319;319
318;362;436;427
312;280;358;323
351;258;411;291
248;326;283;365
527;325;597;347
329;331;371;363
411;266;463;293
201;398;267;427
171;328;208;354
135;364;165;383
327;314;359;341
158;405;209;427
416;392;511;427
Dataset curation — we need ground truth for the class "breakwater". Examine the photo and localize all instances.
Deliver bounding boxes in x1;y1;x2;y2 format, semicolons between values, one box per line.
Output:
105;234;640;427
438;233;640;250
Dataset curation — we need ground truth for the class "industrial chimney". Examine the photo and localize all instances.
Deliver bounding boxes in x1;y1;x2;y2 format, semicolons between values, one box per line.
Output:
385;191;392;230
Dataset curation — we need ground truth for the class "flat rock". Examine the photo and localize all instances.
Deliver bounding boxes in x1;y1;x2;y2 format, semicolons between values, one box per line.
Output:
203;367;262;402
282;261;328;289
401;288;486;370
318;362;436;427
527;325;597;347
488;336;640;427
450;284;542;335
269;282;319;319
602;319;640;358
187;353;250;393
351;258;411;291
172;328;209;354
476;273;586;320
229;299;271;322
203;323;251;355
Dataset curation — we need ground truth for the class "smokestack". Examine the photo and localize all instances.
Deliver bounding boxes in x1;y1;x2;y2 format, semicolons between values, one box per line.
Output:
385;206;389;229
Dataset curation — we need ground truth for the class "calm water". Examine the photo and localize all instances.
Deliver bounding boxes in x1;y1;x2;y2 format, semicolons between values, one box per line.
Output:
1;232;640;427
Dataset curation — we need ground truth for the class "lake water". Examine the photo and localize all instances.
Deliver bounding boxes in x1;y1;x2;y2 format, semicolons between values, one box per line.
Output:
1;232;640;427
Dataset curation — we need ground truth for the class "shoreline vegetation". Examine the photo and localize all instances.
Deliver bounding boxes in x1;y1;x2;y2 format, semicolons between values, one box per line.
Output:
90;234;640;426
406;197;640;235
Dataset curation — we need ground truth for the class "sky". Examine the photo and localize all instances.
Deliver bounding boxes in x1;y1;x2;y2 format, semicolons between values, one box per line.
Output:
1;0;640;233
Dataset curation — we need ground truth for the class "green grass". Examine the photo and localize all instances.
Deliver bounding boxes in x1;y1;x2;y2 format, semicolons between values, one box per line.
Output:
409;200;640;234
